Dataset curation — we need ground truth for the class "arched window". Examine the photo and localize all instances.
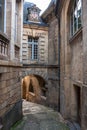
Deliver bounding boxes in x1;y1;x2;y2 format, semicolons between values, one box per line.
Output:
70;0;82;37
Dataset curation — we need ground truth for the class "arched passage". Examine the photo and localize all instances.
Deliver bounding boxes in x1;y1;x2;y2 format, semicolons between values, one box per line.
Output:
21;74;48;104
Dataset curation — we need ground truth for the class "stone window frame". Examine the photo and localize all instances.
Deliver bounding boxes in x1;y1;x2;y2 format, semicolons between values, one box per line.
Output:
70;0;82;37
28;36;39;60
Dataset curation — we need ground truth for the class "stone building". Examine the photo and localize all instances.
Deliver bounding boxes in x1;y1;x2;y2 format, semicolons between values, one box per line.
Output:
41;0;60;110
22;1;59;110
56;0;87;129
0;0;23;130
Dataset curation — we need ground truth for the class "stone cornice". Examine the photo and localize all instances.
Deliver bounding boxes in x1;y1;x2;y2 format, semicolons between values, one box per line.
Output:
23;24;48;31
0;60;22;67
23;64;59;68
0;31;10;42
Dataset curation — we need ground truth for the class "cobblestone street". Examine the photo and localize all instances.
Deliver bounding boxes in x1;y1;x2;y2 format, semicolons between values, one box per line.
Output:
11;100;69;130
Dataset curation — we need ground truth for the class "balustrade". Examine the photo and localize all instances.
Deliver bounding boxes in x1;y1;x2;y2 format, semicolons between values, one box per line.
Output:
0;32;9;60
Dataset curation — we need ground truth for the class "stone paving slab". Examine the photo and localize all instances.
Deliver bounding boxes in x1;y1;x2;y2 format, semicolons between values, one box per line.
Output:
10;100;69;130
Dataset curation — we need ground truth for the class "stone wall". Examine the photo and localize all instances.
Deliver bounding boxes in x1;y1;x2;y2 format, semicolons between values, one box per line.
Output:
0;63;22;130
6;0;23;61
48;18;58;65
57;0;87;129
82;0;87;129
21;65;59;110
47;17;59;110
0;0;23;129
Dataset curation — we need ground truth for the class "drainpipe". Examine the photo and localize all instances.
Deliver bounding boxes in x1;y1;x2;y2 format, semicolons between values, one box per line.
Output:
56;14;61;112
58;17;61;112
55;0;61;112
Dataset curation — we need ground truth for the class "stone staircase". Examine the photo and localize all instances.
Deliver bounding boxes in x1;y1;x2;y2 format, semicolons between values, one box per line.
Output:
66;121;81;130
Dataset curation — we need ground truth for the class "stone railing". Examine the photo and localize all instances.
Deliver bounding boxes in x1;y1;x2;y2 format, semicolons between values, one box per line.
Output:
0;32;9;60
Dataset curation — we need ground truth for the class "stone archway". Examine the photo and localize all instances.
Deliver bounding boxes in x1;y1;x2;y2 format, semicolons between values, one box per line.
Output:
22;68;48;82
21;74;48;105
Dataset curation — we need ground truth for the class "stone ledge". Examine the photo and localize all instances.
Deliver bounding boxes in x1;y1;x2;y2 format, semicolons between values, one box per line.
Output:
0;31;9;41
0;60;22;67
23;63;59;68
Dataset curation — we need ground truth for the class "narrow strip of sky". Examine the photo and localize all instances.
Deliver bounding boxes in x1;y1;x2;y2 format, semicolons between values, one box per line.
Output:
25;0;51;15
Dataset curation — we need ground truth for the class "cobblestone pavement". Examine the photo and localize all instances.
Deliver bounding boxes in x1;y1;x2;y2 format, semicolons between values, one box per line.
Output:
11;100;69;130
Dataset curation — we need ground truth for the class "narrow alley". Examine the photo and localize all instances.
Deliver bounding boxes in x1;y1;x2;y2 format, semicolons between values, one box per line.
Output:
11;100;69;130
0;0;87;130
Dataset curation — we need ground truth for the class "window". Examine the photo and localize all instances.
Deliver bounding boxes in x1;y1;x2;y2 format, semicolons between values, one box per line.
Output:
0;0;5;32
14;0;18;42
70;0;82;37
28;37;38;60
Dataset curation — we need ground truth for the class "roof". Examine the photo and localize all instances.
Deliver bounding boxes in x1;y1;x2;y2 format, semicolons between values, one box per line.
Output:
23;2;47;27
23;21;48;27
41;0;56;19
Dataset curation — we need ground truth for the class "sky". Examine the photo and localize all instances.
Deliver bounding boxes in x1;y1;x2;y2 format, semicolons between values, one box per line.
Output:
25;0;51;15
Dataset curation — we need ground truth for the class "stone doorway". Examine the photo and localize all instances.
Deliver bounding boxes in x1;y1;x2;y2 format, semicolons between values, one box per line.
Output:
21;75;48;105
73;85;81;125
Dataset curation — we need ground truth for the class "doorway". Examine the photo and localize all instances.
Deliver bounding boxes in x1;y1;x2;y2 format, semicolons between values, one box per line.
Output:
74;85;81;125
21;75;47;104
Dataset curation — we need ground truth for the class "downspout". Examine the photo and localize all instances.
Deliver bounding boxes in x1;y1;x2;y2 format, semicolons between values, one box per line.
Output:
55;13;61;112
58;17;60;112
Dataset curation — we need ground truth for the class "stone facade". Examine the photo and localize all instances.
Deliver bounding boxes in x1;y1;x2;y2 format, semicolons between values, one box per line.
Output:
56;0;87;129
22;25;48;64
22;2;48;64
2;0;87;129
41;0;59;110
0;64;22;130
0;0;23;130
21;1;59;110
